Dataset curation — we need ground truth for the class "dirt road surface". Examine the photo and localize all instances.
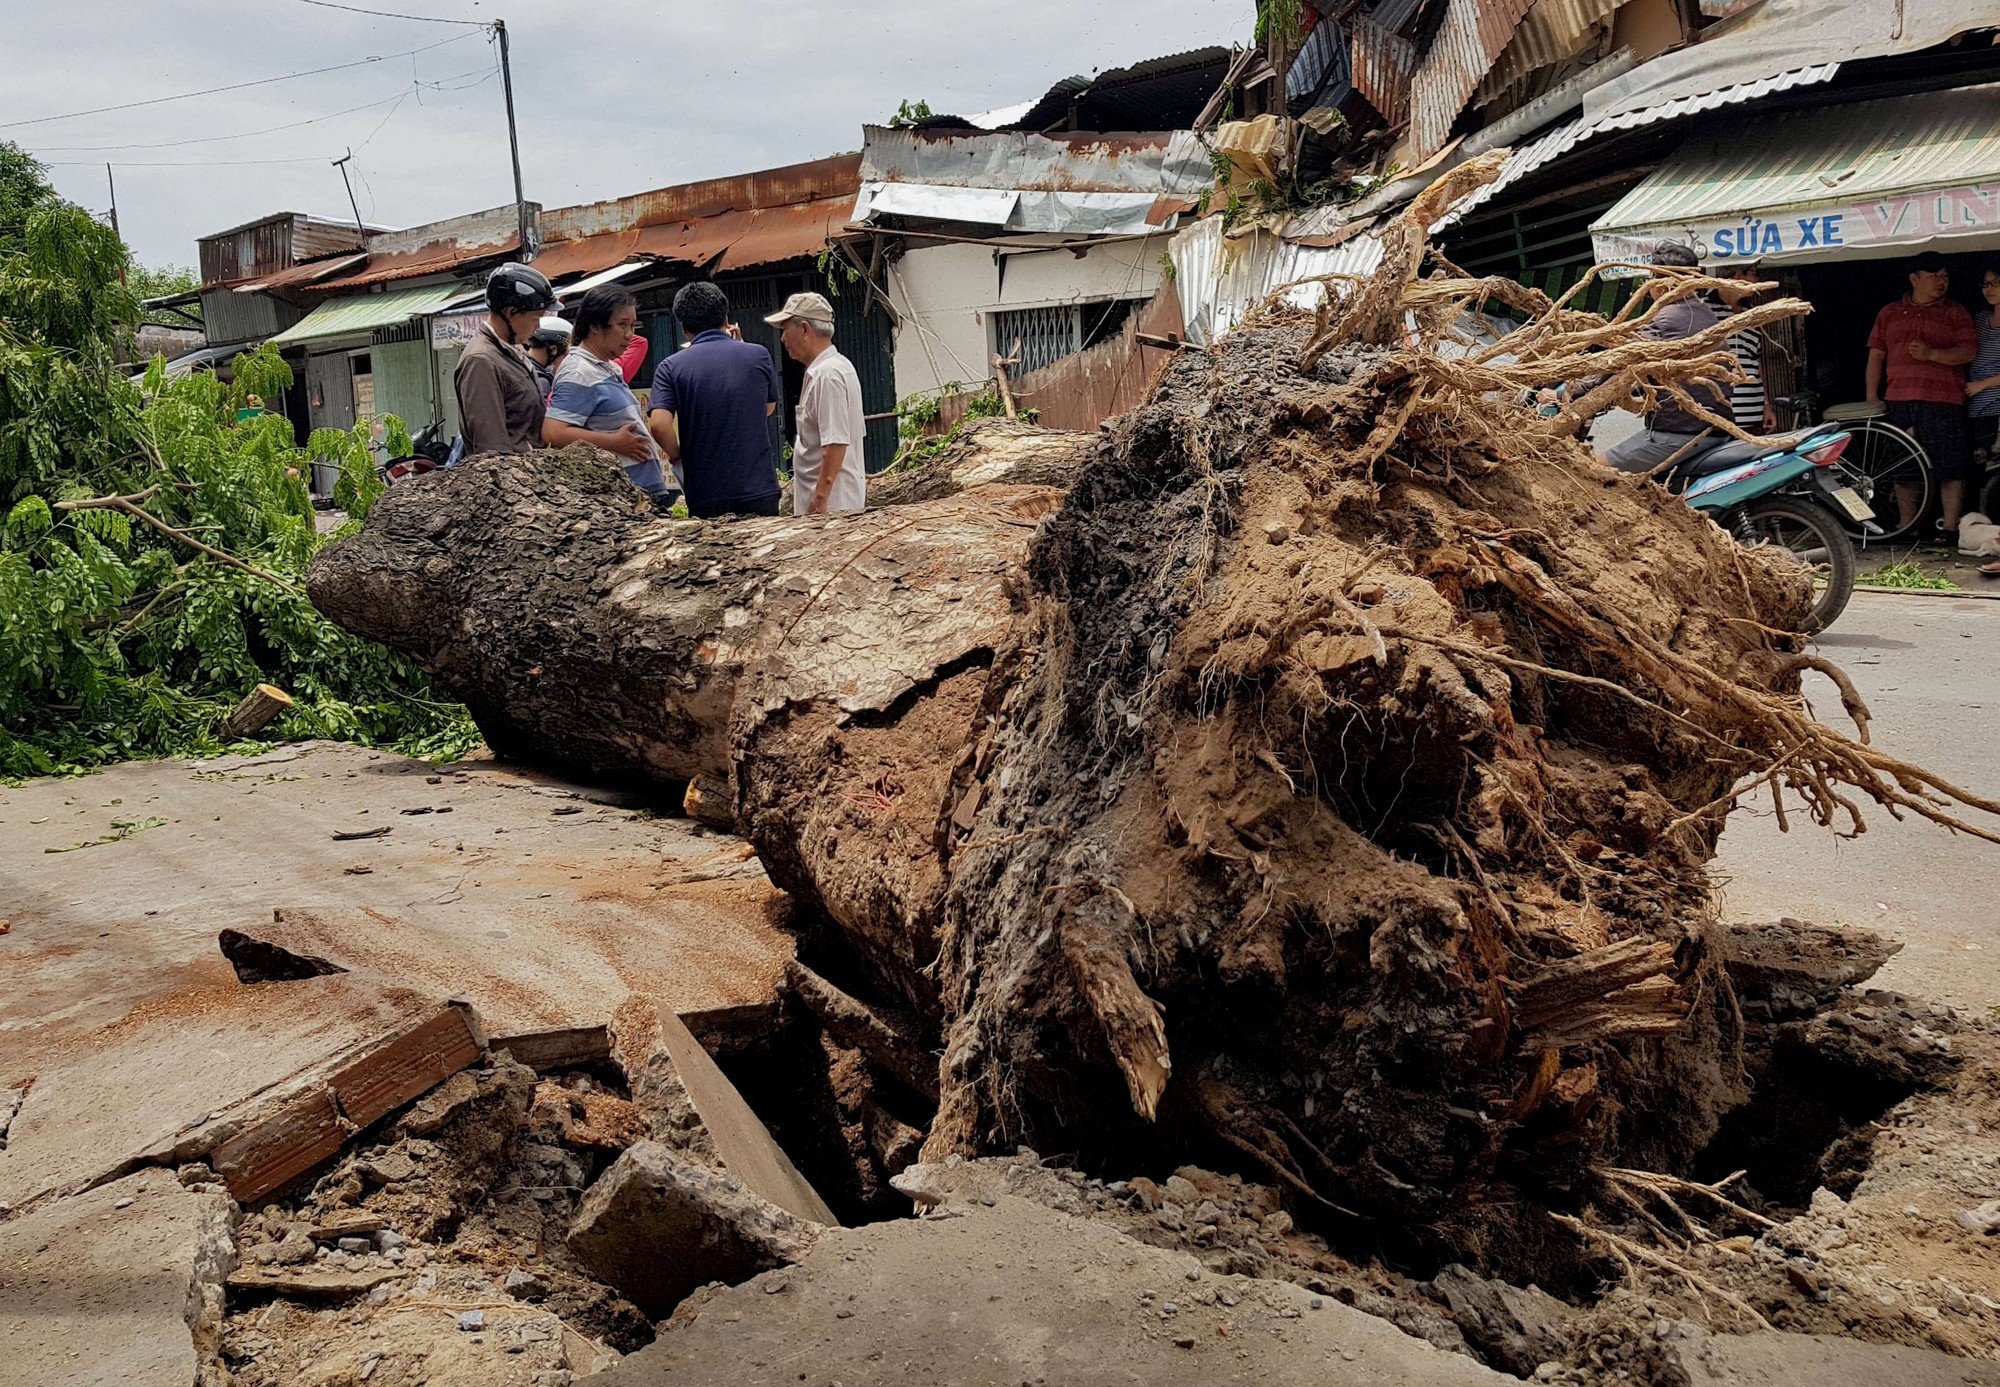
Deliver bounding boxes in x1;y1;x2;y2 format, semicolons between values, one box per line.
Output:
1716;591;2000;1012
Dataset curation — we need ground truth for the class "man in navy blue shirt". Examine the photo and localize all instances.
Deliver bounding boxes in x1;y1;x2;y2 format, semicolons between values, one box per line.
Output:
647;282;782;518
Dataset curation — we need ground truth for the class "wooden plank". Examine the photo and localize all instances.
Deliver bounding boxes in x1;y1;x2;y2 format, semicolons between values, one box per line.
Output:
210;1088;346;1206
330;1002;482;1129
210;1003;484;1205
493;1025;611;1072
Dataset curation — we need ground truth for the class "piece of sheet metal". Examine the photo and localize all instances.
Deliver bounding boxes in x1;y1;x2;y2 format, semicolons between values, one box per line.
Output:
1436;61;1841;227
1407;0;1538;163
859;126;1213;196
1352;14;1419;127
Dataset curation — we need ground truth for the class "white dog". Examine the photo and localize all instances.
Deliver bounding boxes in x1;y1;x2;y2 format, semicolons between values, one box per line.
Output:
1960;512;2000;558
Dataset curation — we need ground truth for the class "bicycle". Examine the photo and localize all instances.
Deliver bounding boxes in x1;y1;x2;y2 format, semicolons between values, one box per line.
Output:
1777;388;1932;542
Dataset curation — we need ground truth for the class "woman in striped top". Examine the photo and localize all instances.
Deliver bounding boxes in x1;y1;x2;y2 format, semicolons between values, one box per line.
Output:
1722;263;1776;434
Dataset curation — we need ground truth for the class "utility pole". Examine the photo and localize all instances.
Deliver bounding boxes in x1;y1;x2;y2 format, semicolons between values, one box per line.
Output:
494;19;531;261
106;163;126;285
332;149;365;239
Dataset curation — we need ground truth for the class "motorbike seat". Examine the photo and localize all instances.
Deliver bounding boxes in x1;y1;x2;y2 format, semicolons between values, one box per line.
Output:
1679;439;1765;479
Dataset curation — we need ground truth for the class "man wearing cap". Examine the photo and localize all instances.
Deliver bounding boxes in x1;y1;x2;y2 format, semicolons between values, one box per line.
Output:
1866;251;1978;536
1598;242;1734;474
769;292;867;516
648;281;781;519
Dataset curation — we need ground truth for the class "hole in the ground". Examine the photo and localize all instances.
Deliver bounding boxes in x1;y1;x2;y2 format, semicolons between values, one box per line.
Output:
1693;1016;1929;1206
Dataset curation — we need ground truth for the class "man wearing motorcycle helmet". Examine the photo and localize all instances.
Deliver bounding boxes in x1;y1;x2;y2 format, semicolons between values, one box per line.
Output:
524;315;571;401
454;262;558;456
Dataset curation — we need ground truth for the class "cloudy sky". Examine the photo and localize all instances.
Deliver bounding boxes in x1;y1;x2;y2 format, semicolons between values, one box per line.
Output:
7;0;1247;270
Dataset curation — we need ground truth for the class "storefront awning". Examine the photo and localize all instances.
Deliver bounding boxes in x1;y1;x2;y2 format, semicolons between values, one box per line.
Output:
1592;84;2000;268
269;281;472;347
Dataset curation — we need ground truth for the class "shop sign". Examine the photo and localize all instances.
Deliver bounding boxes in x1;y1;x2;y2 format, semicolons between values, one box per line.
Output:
1593;179;2000;270
430;307;484;349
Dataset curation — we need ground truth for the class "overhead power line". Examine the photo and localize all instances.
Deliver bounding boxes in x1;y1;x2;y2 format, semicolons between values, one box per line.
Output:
0;29;482;130
288;0;488;24
27;61;495;153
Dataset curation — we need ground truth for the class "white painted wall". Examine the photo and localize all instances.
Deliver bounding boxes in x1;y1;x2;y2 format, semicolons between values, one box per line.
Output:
887;233;1174;400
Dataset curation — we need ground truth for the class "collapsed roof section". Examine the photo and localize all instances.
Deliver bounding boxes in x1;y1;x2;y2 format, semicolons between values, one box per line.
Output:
853;127;1213;237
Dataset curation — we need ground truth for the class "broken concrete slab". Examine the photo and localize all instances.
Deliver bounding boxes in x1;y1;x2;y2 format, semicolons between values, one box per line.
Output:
611;994;837;1227
592;1195;1512;1385
1665;1327;2000;1385
0;1171;234;1387
0;973;447;1211
0;742;792;1072
566;1140;822;1320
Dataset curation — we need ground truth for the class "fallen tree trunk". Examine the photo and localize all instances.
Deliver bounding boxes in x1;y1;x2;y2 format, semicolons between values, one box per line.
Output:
311;154;2000;1268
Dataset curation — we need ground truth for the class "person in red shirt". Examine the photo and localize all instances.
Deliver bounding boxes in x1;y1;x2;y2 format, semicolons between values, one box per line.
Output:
616;332;649;386
1866;251;1977;535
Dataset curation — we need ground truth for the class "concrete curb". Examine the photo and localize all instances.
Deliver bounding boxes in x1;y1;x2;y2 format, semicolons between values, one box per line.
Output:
1852;583;2000;601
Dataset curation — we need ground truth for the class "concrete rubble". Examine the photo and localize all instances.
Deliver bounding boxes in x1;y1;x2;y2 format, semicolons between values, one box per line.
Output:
8;746;2000;1385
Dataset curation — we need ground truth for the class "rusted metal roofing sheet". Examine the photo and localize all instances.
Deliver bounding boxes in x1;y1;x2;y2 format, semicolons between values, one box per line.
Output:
859;126;1212;195
309;205;526;293
1351;15;1418;127
1407;0;1537;163
1473;0;1619;112
538;154;860;244
234;253;368;293
532;193;855;280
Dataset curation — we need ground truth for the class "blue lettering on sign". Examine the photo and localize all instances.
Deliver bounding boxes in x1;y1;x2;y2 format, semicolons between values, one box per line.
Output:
1823;213;1843;245
1760;222;1784;255
1715;228;1735;256
1796;217;1820;246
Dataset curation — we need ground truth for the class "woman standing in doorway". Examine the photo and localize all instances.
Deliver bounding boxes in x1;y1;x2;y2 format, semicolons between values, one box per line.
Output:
1967;266;2000;576
543;286;675;506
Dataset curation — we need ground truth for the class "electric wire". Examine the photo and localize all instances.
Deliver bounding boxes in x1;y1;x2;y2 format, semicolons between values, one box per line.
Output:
0;29;482;130
27;60;496;154
287;0;489;25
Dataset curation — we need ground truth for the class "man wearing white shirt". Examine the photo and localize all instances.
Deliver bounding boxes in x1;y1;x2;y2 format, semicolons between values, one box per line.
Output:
766;292;867;515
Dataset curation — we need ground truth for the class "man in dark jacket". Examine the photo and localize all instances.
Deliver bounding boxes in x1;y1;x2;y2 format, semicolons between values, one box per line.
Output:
1601;242;1734;474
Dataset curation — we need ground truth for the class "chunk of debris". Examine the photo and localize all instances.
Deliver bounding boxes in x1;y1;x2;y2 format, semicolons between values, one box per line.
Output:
0;1174;234;1387
567;1141;823;1319
610;995;837;1226
226;1266;402;1300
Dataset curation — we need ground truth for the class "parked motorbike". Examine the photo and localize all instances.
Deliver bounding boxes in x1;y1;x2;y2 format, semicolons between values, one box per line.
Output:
380;422;462;486
1665;422;1873;634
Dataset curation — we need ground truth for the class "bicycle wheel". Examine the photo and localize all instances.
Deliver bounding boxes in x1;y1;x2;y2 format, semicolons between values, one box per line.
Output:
1736;497;1857;634
1839;418;1932;541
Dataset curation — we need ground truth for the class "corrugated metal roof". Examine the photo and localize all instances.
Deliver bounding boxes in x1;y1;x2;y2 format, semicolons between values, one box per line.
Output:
1169;213;1386;343
1593;82;2000;249
269;282;470;347
859;126;1212;195
1435;61;1841;226
235;253;368;292
539;156;860;242
309;205;527;292
1351;15;1417;126
1407;0;1538;162
1598;83;2000;228
1473;0;1619;112
530;193;856;280
1587;0;1993;123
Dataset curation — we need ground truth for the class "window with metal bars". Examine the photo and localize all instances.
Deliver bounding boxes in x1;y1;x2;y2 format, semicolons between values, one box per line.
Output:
991;299;1146;377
